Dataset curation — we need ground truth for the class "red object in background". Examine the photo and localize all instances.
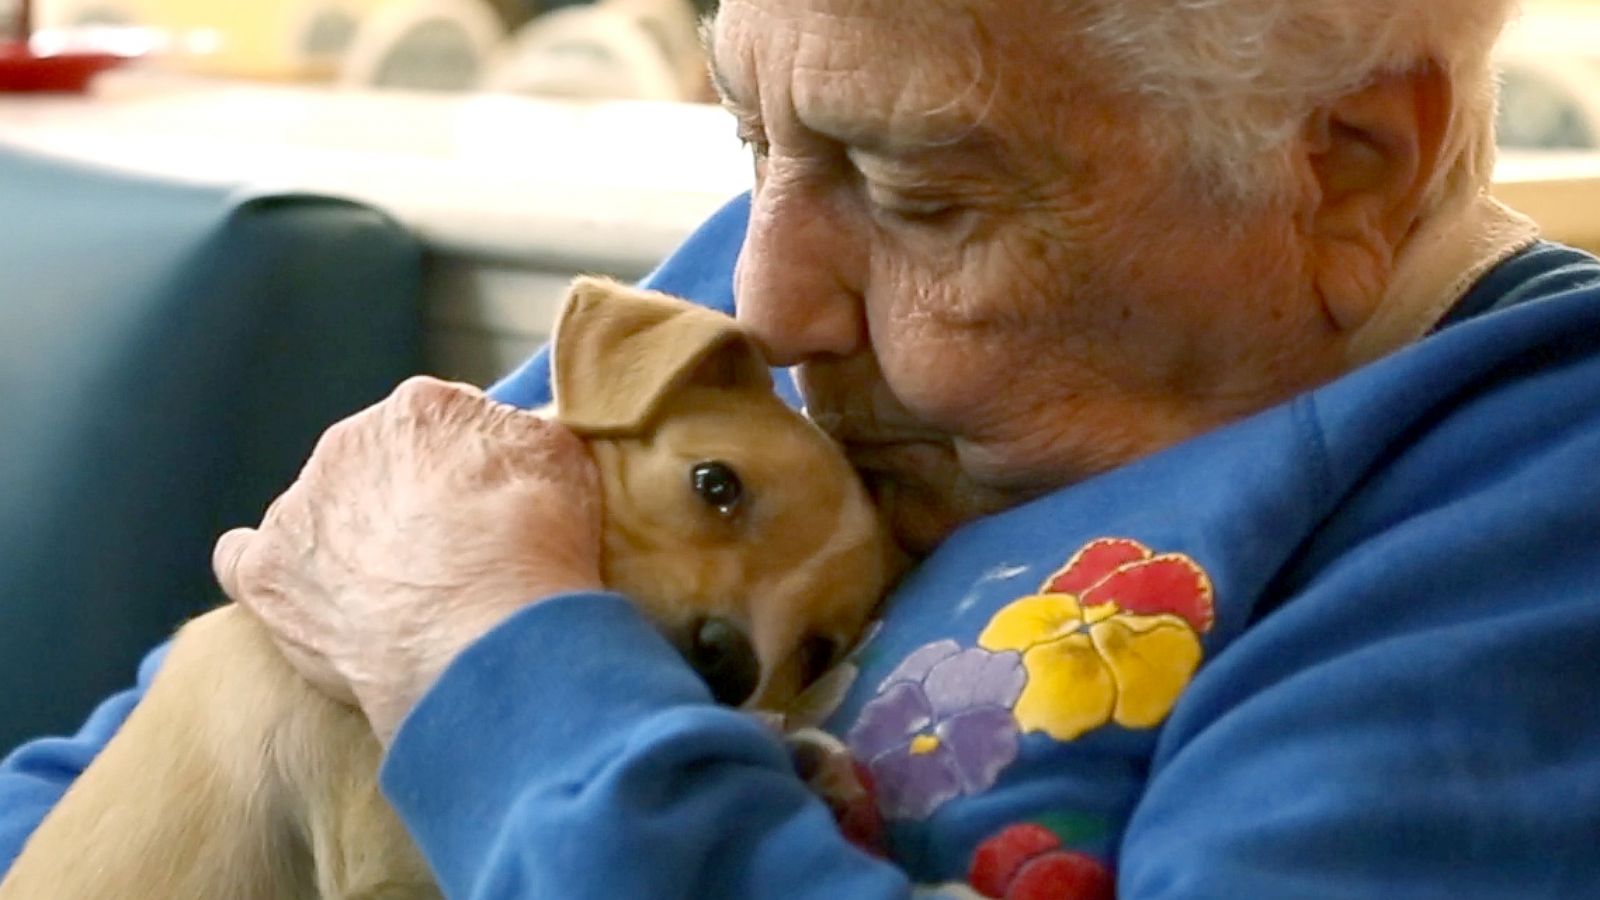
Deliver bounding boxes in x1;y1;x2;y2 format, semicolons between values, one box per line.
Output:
0;0;127;93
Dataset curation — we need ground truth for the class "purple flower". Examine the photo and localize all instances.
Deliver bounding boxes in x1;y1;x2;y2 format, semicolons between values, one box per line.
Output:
846;640;1026;820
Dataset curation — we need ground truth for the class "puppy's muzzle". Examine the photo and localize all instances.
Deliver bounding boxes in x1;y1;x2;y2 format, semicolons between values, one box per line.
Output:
679;617;760;707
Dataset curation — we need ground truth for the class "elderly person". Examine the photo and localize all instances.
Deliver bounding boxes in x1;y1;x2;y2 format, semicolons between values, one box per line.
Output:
6;0;1600;896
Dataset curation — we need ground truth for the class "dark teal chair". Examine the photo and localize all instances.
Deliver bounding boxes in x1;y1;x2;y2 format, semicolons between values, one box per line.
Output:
0;147;424;750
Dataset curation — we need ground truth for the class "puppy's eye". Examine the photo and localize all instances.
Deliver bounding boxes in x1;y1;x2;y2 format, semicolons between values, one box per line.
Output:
691;460;743;514
798;635;838;688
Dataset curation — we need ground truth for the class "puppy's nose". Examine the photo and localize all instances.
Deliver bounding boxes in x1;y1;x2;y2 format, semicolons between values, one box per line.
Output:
683;617;760;707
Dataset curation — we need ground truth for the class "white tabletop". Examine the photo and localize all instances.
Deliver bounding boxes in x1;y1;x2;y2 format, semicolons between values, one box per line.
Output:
4;70;1598;383
5;71;1599;264
0;71;756;272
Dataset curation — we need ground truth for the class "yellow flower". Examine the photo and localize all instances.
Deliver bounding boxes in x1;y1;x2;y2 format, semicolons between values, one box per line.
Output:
977;542;1213;742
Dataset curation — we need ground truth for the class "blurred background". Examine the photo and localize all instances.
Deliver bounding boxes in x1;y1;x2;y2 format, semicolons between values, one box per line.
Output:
1497;1;1600;151
6;0;719;99
6;0;1599;138
3;0;1598;137
0;0;1597;747
4;0;1598;382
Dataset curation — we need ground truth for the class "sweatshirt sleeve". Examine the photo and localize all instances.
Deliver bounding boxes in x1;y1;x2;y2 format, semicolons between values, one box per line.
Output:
381;192;893;897
1117;351;1600;898
0;643;170;873
380;592;910;900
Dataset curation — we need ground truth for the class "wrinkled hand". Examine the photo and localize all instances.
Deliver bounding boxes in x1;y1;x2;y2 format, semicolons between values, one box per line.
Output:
213;376;603;743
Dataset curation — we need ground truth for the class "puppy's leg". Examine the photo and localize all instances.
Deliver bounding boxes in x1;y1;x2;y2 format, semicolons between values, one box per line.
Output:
0;606;436;900
0;606;319;899
282;691;439;899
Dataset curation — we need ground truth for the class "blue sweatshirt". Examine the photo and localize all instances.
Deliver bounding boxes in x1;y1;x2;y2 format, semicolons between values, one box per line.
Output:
5;193;1600;899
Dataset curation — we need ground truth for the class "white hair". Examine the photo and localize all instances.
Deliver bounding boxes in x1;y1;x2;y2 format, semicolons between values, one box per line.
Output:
1070;0;1521;209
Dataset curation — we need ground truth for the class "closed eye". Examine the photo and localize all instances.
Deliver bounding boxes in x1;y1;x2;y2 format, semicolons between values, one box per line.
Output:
862;180;966;227
876;196;957;223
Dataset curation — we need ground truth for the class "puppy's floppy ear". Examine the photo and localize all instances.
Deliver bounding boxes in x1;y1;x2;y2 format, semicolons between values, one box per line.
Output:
551;276;771;436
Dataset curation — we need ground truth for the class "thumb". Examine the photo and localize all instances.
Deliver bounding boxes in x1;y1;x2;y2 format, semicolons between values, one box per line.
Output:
212;527;258;602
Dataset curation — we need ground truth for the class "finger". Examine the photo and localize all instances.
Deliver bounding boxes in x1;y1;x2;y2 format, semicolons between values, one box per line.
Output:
521;413;590;456
211;527;258;601
525;420;600;494
274;640;360;708
213;539;356;706
395;373;483;397
391;375;484;416
477;398;590;460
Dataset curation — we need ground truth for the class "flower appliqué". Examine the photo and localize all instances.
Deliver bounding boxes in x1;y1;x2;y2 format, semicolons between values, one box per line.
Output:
843;538;1215;822
847;641;1026;819
968;824;1115;900
910;821;1116;899
979;538;1214;742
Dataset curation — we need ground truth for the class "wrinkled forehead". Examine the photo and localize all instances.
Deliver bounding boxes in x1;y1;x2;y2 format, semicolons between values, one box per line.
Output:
708;0;1024;153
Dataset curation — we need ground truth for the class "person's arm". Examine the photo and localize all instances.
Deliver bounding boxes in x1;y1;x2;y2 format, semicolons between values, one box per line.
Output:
376;191;902;896
0;644;168;872
1119;383;1600;897
381;592;910;899
213;188;890;896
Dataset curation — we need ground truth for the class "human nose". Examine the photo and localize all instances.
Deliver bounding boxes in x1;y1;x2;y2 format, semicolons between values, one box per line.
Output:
734;174;866;367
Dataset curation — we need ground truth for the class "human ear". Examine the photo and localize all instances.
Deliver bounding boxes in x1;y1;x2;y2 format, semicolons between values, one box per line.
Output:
1296;65;1451;332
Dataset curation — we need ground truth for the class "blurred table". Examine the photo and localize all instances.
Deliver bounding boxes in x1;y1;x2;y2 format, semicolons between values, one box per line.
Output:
0;70;753;382
2;70;1598;382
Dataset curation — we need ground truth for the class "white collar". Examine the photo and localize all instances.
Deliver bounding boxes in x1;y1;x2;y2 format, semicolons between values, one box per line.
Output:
1345;192;1542;366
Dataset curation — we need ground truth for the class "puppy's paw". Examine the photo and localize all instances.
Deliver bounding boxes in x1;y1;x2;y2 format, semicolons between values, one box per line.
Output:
784;727;885;857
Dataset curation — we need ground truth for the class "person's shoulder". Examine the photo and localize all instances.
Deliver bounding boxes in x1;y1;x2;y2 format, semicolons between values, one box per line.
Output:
1271;239;1600;608
1312;241;1600;454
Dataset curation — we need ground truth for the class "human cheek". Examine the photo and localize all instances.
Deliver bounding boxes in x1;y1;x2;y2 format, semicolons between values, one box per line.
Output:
863;276;1000;430
853;203;1076;428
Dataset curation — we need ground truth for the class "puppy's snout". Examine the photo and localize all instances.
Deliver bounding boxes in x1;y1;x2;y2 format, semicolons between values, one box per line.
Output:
682;617;760;707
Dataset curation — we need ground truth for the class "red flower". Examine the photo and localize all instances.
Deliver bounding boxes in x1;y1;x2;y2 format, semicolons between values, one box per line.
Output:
968;824;1114;900
1042;537;1214;633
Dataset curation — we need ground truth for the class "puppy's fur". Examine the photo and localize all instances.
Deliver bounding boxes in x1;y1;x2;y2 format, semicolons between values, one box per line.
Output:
0;278;900;900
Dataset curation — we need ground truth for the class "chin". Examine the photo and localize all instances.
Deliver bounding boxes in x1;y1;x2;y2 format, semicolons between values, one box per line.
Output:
861;465;1011;559
830;430;1038;557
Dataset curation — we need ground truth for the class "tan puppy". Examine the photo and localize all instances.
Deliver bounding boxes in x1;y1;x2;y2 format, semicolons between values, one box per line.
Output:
0;278;901;900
